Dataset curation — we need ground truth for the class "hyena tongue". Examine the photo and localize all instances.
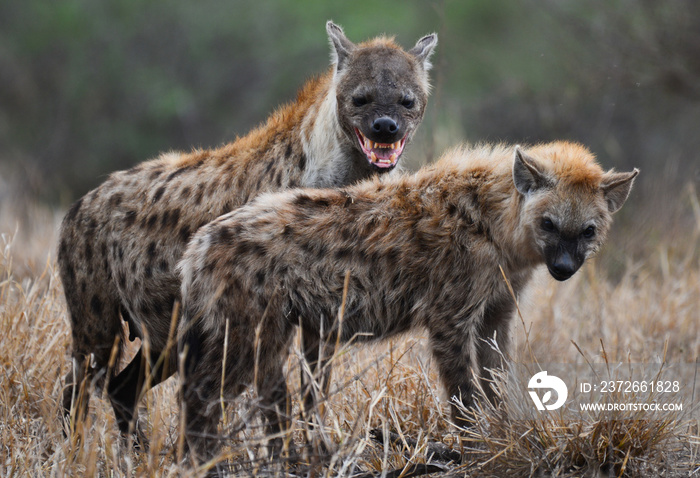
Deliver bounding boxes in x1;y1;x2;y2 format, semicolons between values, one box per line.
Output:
356;129;406;168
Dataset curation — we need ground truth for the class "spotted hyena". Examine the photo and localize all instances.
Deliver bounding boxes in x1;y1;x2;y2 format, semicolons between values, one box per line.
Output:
178;142;638;462
57;21;437;439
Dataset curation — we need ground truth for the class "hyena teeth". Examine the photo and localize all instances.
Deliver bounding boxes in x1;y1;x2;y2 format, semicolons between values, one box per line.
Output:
370;151;377;162
390;153;397;162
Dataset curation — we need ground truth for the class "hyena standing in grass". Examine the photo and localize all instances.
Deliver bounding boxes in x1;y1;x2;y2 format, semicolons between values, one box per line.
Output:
57;21;437;441
178;141;638;463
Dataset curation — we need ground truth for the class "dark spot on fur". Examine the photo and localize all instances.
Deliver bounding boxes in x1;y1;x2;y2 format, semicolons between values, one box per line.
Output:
90;295;103;316
213;226;232;245
282;224;293;237
149;168;164;180
147;241;157;258
179;225;192;243
180;186;191;199
84;243;93;262
146;214;158;230
152;186;166;203
285;144;293;159
340;228;354;242
221;202;233;214
163;208;180;229
109;193;123;207
274;171;282;187
118;273;127;289
264;159;274;174
65;264;75;285
131;262;137;273
335;247;353;261
343;194;353;207
124;210;137;227
255;270;265;286
194;186;204;205
298;153;307;171
293;194;314;208
166;166;191;182
159;260;168;271
145;264;152;278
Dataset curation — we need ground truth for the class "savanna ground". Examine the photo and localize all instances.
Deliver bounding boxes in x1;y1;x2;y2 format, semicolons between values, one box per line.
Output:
1;178;699;478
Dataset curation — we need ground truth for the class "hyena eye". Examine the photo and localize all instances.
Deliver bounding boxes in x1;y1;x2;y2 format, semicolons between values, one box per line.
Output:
582;225;596;238
541;218;557;232
401;97;415;109
352;96;369;107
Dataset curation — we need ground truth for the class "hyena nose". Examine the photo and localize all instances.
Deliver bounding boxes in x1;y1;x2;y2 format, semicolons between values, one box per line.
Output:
548;254;578;282
371;117;399;139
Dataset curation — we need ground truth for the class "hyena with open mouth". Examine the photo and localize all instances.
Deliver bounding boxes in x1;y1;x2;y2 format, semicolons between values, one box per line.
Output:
57;21;437;442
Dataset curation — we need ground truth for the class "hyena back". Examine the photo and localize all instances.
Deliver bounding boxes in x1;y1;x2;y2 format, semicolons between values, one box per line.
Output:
57;21;436;439
178;141;637;462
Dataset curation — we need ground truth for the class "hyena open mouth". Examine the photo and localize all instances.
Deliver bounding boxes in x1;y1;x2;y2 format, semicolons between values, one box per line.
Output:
355;128;406;169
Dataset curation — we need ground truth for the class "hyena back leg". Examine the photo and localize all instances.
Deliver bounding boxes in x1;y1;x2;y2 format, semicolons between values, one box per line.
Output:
254;320;295;455
62;292;123;435
180;323;255;465
107;345;178;443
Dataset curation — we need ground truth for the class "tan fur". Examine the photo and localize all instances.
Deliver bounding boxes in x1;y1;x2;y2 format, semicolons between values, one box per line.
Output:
177;141;638;463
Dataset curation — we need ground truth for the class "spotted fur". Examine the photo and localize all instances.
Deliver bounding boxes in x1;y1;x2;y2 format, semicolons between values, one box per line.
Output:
178;141;638;462
57;21;437;439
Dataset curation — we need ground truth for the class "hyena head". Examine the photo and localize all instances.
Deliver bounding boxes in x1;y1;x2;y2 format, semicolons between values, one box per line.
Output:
513;143;639;281
327;21;437;171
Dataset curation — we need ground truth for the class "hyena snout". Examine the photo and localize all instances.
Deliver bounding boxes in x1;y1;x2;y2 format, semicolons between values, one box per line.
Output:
370;116;400;141
546;242;584;281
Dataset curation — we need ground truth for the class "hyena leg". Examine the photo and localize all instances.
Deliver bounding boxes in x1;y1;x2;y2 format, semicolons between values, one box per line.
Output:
107;345;178;442
430;325;477;428
298;330;333;457
255;321;295;455
476;301;514;406
62;293;123;435
299;331;332;421
179;322;257;465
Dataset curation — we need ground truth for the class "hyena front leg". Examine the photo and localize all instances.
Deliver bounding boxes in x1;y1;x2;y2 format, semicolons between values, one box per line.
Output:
299;329;333;421
475;299;514;406
429;322;478;428
299;329;334;457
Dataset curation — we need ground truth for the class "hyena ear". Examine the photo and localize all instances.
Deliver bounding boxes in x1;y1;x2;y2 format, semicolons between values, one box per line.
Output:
513;146;549;195
409;33;438;70
600;168;639;213
326;21;356;71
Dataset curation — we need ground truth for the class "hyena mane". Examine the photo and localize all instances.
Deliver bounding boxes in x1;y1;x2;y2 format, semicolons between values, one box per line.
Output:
57;21;436;442
177;141;638;462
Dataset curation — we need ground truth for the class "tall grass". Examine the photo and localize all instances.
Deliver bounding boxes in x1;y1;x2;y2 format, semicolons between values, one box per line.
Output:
0;188;698;477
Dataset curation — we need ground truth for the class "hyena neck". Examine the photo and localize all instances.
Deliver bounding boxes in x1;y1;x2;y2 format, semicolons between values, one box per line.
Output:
299;74;369;188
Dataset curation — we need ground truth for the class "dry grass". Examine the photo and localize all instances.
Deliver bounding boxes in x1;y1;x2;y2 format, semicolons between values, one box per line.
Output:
1;187;698;477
